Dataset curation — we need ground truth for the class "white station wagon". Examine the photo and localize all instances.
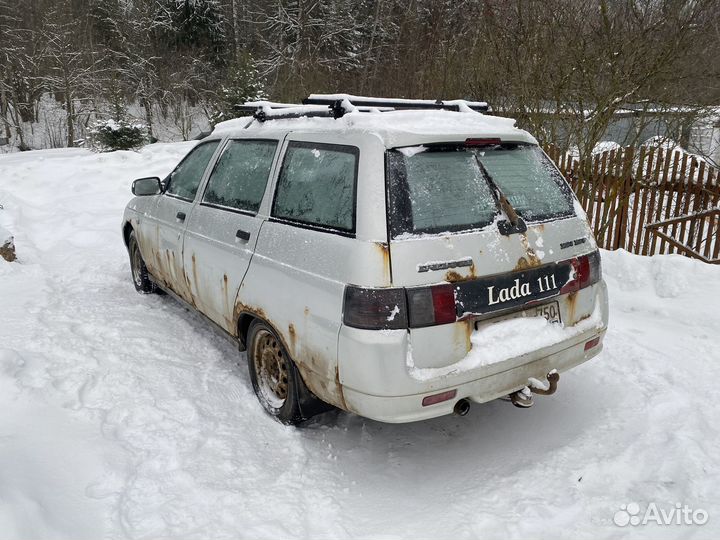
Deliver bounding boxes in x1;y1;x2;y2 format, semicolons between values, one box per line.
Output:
122;95;609;425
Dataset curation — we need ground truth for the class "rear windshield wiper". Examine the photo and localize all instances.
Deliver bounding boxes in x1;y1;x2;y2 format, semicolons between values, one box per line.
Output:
472;153;527;236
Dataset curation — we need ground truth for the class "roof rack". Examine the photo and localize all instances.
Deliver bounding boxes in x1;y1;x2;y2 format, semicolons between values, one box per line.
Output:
234;104;334;122
304;94;490;113
234;94;490;123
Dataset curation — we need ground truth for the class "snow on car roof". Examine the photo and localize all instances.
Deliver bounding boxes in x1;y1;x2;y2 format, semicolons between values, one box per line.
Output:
210;109;536;148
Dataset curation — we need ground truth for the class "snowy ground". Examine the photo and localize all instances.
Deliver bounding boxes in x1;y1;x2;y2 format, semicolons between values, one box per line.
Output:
1;144;719;540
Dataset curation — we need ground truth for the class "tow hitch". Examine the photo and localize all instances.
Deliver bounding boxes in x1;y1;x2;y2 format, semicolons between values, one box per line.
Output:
506;370;560;408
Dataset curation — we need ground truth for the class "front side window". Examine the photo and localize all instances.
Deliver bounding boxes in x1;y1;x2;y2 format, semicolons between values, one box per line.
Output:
166;141;220;201
272;142;358;232
203;139;277;213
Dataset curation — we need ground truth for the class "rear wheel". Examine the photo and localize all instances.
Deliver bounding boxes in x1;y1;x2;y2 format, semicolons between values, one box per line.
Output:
128;230;158;294
247;320;327;425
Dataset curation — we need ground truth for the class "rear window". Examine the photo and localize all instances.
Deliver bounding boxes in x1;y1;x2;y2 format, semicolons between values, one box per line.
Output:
387;144;574;237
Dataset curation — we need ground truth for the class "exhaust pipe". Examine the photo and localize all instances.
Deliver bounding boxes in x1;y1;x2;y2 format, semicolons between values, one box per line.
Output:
453;398;471;416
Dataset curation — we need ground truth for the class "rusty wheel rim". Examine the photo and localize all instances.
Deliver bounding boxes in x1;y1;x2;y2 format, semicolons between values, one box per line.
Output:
252;329;289;409
131;243;143;287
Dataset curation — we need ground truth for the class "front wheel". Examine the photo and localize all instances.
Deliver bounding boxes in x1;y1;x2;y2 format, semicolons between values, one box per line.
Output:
128;230;158;294
247;321;327;425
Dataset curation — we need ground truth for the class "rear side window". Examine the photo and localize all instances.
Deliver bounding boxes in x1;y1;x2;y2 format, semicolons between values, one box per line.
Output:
272;142;358;233
203;139;277;213
387;144;573;236
166;141;219;201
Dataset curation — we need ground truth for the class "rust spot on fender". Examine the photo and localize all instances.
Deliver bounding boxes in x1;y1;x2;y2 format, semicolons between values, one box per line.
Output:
454;319;474;353
334;366;350;411
374;241;391;285
233;302;348;411
221;274;231;325
232;302;268;332
288;323;297;353
564;291;578;324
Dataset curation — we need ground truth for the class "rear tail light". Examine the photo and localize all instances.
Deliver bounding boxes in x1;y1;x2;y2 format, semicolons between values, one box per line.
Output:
406;284;457;327
343;286;408;330
560;250;602;294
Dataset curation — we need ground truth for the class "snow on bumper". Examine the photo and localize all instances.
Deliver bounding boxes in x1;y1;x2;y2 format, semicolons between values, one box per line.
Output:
342;330;605;423
337;282;609;423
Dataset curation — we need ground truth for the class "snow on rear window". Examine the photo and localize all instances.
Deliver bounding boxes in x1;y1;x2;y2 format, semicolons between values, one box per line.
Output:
476;146;573;221
387;144;574;237
403;152;496;233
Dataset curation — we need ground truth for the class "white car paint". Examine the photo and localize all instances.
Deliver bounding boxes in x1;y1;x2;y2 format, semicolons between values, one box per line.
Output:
123;109;608;422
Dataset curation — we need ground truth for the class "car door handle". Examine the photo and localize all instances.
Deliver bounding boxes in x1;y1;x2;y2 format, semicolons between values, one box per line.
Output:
176;211;186;222
236;229;251;242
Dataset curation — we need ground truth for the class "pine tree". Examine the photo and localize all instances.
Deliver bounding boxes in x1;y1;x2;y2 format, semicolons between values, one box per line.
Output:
210;53;266;126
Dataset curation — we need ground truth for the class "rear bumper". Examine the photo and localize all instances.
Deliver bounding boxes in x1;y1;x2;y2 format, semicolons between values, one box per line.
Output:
342;329;605;423
337;280;609;423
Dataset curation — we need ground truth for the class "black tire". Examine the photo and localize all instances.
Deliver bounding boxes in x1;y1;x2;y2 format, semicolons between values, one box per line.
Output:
246;320;327;425
128;230;158;294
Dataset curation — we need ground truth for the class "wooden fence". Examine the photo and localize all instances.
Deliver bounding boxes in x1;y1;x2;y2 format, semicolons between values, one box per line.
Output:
544;144;720;264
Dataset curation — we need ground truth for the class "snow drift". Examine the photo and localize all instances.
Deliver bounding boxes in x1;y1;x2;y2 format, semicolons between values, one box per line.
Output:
1;145;719;540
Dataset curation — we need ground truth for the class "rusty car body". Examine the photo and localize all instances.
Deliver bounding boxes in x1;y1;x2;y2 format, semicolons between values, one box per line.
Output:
122;95;608;424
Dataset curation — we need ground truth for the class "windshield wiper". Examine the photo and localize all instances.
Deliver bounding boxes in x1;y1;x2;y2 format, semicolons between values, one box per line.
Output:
472;154;527;236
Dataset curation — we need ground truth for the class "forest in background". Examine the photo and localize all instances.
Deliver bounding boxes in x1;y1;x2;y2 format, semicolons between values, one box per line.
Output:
1;0;719;158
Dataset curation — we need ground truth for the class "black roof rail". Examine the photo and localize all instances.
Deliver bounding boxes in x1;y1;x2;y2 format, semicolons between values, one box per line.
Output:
303;94;489;113
233;95;490;123
233;104;334;122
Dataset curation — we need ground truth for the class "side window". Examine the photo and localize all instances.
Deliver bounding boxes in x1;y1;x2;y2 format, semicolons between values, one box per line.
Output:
272;142;358;232
166;141;220;201
203;139;277;213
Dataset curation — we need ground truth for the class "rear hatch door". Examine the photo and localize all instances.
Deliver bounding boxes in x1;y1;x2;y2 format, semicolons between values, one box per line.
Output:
386;142;597;368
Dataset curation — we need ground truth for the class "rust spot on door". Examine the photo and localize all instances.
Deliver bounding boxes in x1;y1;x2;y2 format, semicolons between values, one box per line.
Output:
190;253;200;290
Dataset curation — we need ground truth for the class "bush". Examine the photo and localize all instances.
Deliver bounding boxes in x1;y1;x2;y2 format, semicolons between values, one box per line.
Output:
88;119;148;152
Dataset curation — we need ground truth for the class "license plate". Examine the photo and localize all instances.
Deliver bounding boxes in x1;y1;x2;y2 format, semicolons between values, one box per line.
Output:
454;262;572;317
475;300;562;330
526;301;562;324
